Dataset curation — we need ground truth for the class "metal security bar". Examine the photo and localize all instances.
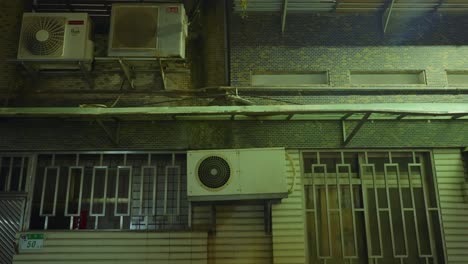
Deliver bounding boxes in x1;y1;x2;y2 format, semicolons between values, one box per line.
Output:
0;156;30;192
302;150;445;264
65;166;84;230
30;152;188;231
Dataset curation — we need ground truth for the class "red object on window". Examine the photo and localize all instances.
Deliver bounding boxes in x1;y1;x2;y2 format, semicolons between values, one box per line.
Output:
73;210;88;229
79;210;88;229
166;6;179;13
68;20;84;25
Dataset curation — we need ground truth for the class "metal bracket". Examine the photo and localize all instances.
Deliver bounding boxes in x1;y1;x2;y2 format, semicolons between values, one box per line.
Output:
66;0;74;11
382;0;396;34
452;114;467;120
264;201;273;234
20;62;39;80
159;59;167;90
332;0;341;12
342;113;371;146
209;205;216;234
396;114;407;120
434;0;446;11
118;58;135;89
32;0;38;11
95;119;120;146
281;0;288;34
78;61;94;89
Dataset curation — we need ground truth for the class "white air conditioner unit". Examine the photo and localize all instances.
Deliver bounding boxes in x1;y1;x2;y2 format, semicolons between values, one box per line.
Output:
17;13;94;70
108;4;187;58
187;148;288;202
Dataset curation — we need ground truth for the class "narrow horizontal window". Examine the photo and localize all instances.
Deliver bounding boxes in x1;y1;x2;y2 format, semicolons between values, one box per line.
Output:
350;71;426;85
447;71;468;86
251;71;329;86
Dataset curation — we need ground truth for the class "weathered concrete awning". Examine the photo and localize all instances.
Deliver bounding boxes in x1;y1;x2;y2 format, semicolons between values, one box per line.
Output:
2;103;466;146
0;103;467;121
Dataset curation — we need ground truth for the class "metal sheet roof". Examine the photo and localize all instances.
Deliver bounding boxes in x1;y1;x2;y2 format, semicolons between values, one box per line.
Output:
233;0;468;13
30;0;186;16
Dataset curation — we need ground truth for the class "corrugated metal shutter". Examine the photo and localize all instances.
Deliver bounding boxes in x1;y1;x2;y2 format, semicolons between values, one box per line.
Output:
193;204;272;264
272;149;306;264
433;148;468;264
13;232;208;264
0;198;25;264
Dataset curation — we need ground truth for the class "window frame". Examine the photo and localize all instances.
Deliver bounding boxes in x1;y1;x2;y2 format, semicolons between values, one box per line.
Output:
250;70;330;87
348;70;428;87
446;70;468;87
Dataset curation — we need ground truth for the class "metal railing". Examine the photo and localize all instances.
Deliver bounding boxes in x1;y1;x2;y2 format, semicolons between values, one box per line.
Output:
0;156;31;193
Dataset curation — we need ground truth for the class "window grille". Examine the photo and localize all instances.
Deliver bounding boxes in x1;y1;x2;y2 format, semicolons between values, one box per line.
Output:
302;150;445;264
29;152;188;231
0;156;30;192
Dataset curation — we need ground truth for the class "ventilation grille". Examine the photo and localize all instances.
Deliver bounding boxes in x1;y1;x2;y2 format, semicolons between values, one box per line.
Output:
111;6;159;50
197;156;231;189
20;16;66;56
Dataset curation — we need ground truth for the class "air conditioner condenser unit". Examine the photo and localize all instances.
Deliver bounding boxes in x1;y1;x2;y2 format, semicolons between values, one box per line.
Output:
187;148;288;202
108;3;187;58
17;12;94;70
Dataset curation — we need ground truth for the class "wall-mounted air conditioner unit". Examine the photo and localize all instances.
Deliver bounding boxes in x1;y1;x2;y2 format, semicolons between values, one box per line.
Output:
187;148;288;202
108;4;187;58
17;13;94;70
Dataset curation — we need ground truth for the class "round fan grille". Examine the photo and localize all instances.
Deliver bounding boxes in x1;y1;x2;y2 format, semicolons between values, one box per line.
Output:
198;156;231;189
22;16;65;56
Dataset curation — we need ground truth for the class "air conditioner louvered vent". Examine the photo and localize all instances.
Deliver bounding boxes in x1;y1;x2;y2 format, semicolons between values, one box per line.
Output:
111;6;158;50
197;156;231;189
21;16;65;56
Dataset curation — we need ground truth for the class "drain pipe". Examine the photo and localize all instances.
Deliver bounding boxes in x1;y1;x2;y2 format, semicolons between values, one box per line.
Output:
223;0;231;86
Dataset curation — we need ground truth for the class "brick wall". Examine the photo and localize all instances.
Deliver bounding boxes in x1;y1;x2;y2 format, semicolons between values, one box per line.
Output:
0;119;466;151
230;12;468;92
